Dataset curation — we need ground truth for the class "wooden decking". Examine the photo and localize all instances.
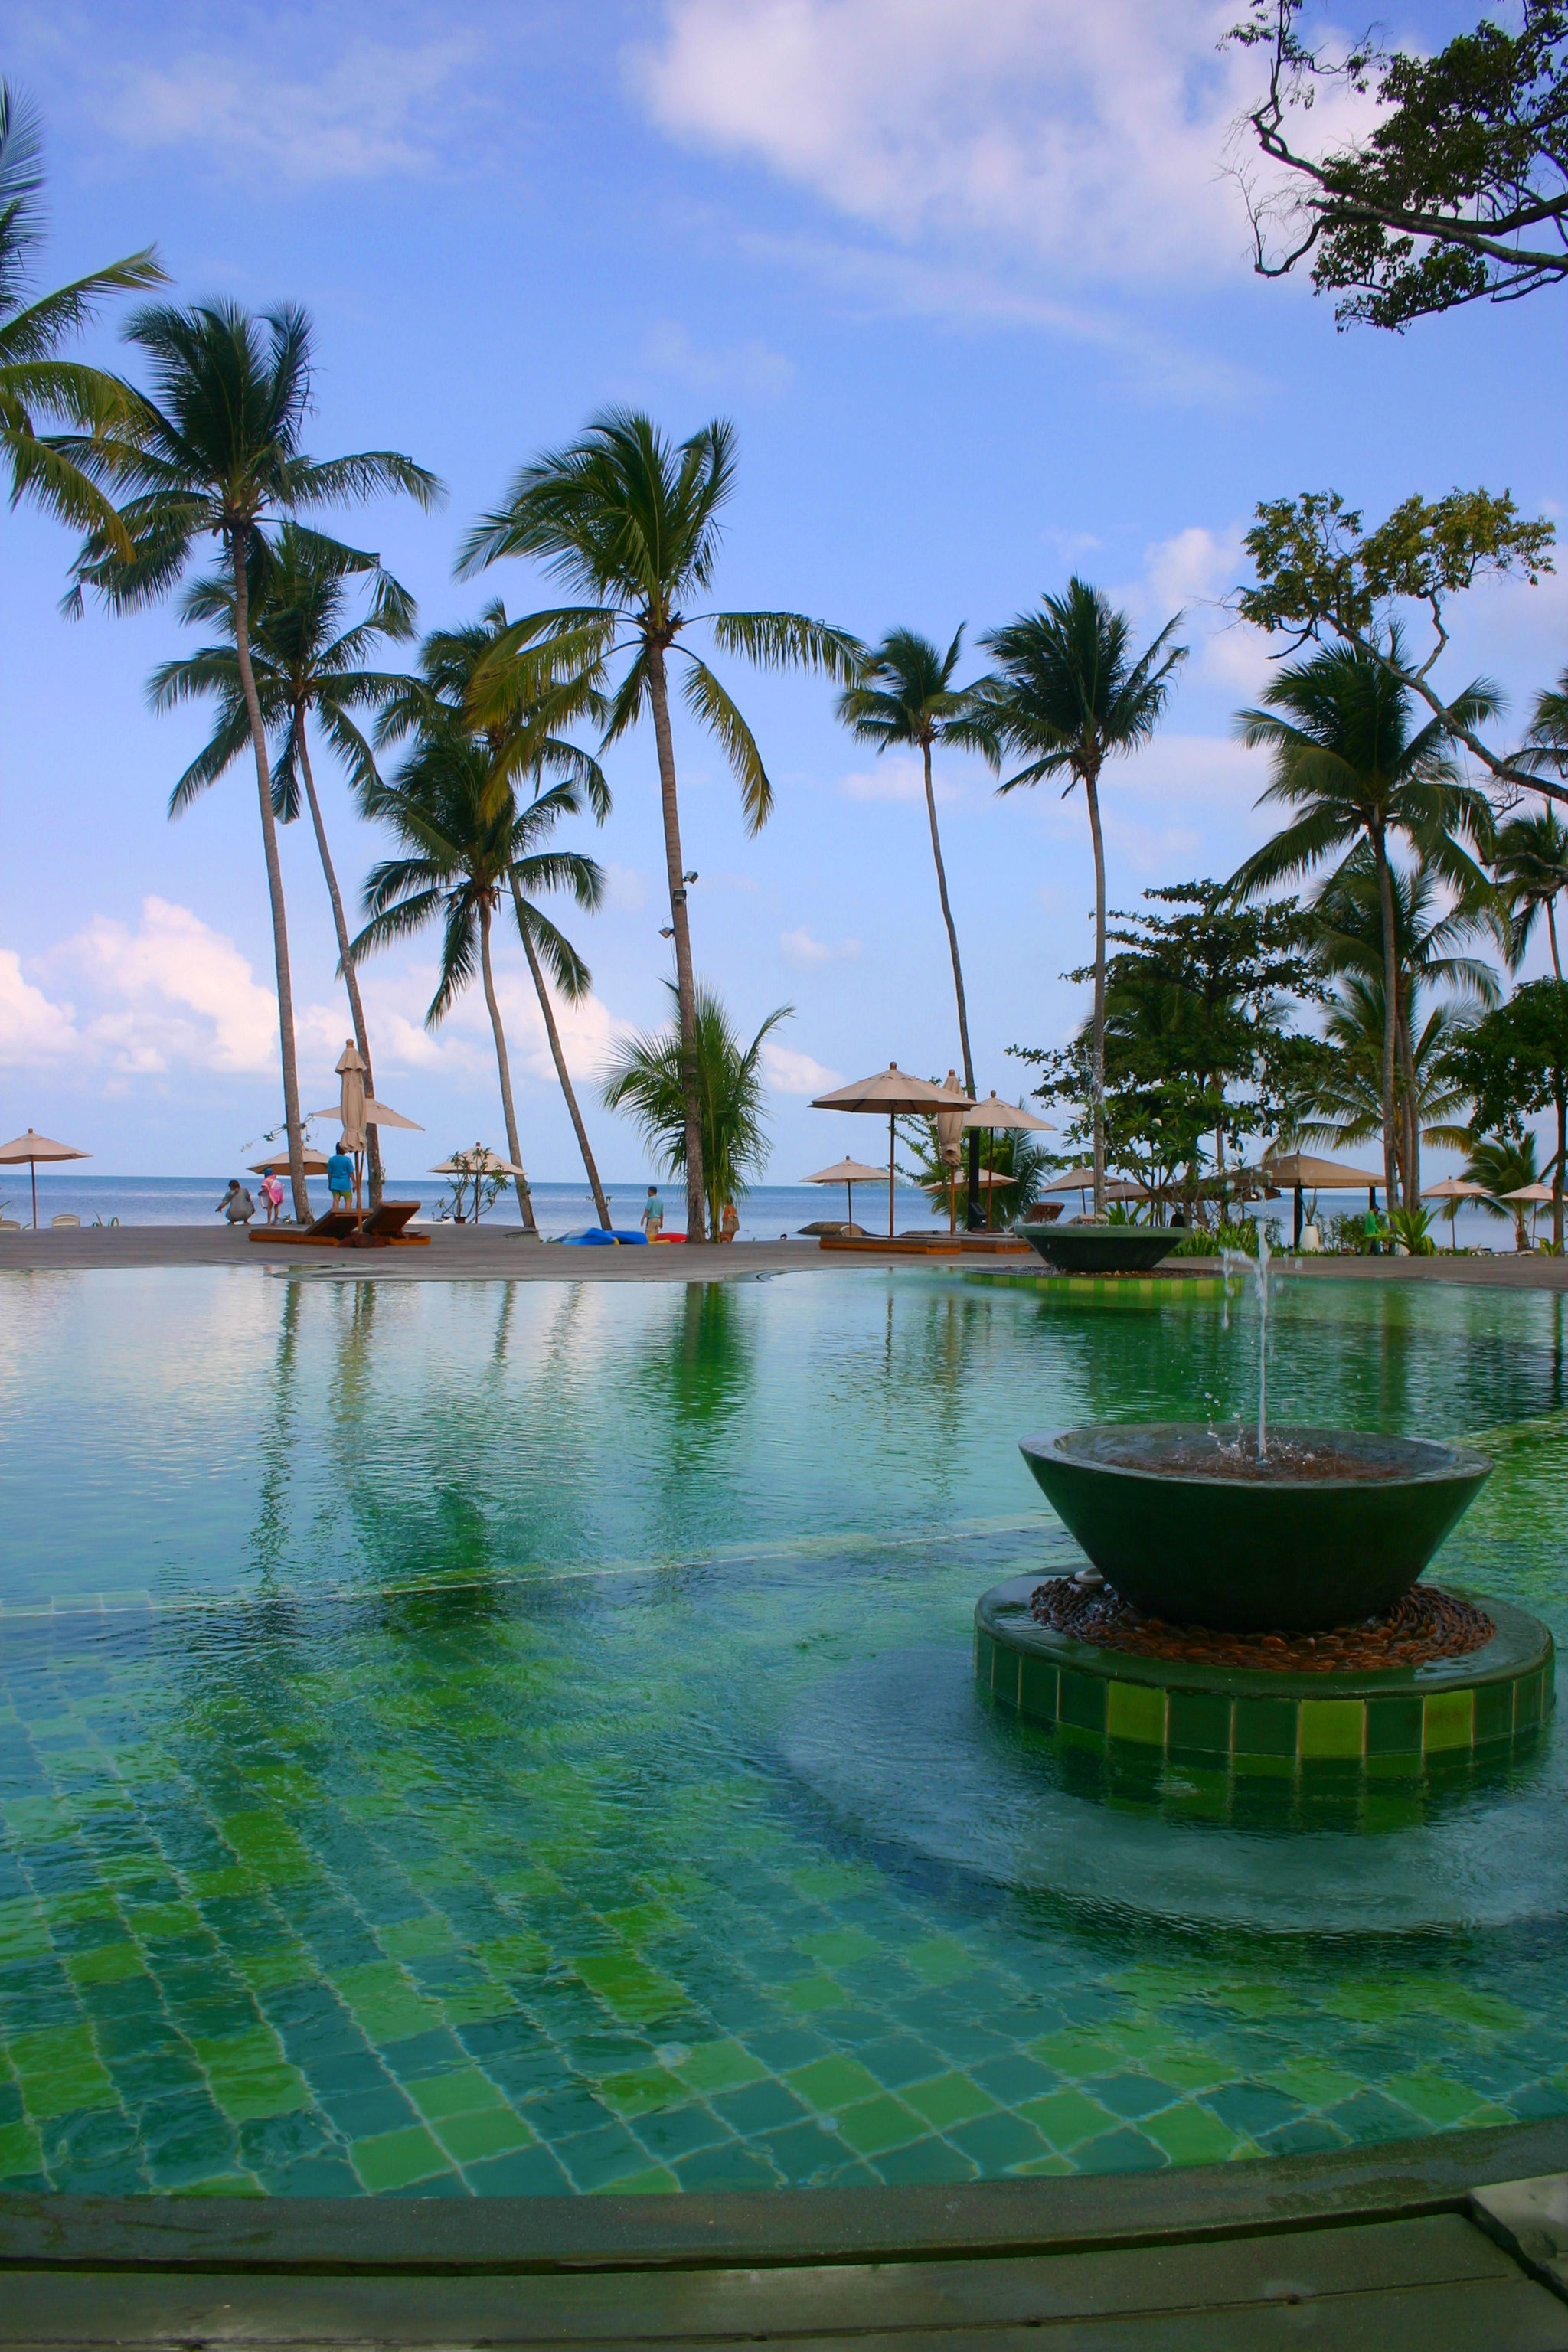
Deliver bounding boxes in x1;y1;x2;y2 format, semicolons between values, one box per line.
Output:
4;2118;1568;2345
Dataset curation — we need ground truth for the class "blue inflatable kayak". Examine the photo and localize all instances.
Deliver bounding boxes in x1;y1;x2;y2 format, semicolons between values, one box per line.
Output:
557;1228;648;1246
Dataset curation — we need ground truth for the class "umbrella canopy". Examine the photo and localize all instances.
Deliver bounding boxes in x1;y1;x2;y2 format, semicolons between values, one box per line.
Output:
962;1093;1052;1132
1423;1178;1492;1200
250;1145;331;1176
801;1158;887;1186
1105;1178;1152;1202
922;1171;1017;1190
812;1063;974;1236
802;1154;887;1228
1501;1183;1557;1202
1262;1152;1383;1190
1040;1165;1099;1191
0;1129;89;1230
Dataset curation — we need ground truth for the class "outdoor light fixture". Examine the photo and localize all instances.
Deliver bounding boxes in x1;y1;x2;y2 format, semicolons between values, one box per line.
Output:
659;926;675;939
683;871;698;884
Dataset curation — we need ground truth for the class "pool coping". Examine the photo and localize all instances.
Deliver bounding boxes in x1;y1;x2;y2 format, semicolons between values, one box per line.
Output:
2;2118;1567;2275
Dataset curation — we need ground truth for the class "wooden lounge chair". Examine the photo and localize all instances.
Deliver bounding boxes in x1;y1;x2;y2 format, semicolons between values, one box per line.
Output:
251;1201;429;1250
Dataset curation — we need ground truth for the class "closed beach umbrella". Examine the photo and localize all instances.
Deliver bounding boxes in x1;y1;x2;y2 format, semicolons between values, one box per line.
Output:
812;1063;974;1237
312;1042;423;1218
800;1157;886;1227
0;1129;89;1230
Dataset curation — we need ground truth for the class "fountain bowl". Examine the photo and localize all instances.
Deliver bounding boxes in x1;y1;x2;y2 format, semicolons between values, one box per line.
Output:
1019;1423;1492;1632
1019;1224;1174;1276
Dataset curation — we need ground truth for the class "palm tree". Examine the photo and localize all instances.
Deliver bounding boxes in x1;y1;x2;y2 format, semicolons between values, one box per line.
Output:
375;606;616;1228
1230;639;1497;1210
601;982;789;1243
1462;1129;1541;1253
351;718;604;1232
147;527;416;1206
1494;808;1568;981
1312;851;1500;1203
0;83;165;550
835;627;981;1092
456;408;859;1245
62;301;441;1218
968;580;1187;1215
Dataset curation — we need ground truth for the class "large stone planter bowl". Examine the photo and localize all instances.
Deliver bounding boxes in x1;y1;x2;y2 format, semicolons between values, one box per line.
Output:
1019;1423;1492;1632
1020;1225;1174;1276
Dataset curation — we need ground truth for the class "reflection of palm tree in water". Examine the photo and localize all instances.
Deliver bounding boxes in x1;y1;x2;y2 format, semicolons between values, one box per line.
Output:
248;1276;302;1586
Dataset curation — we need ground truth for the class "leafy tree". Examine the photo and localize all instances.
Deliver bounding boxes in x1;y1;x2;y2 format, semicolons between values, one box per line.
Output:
1230;1;1568;326
968;579;1187;1214
0;83;164;549
457;409;859;1245
63;300;440;1218
601;982;790;1243
1230;639;1495;1205
1235;488;1555;808
835;626;982;1093
1442;980;1568;1248
147;526;415;1206
351;718;605;1233
376;606;616;1227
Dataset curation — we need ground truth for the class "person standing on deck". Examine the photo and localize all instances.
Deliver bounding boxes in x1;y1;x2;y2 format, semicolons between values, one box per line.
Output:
641;1186;664;1240
327;1142;354;1214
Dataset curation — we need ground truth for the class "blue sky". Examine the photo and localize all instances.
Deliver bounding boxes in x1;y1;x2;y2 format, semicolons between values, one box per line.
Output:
1;1;1562;1185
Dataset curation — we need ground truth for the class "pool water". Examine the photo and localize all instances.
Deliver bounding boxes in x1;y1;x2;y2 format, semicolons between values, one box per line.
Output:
1;1264;1566;2199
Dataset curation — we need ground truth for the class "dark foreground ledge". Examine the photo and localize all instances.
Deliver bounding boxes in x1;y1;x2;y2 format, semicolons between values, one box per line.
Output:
4;2119;1568;2345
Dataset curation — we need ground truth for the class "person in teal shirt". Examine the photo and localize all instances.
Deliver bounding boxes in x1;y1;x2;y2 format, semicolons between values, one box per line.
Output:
327;1142;354;1210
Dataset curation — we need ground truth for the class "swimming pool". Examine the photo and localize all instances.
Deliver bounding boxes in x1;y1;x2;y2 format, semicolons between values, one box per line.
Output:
1;1265;1565;2197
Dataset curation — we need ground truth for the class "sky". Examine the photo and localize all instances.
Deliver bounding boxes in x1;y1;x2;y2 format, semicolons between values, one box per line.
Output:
0;0;1563;1187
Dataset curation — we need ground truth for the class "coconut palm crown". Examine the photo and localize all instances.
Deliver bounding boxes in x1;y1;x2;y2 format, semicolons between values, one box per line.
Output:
60;299;441;1217
967;579;1187;1215
0;82;164;549
457;407;860;1244
1230;637;1498;1209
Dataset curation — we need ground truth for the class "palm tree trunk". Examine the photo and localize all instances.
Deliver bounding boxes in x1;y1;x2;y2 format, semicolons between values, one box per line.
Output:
296;724;383;1210
1370;830;1402;1212
478;896;537;1233
1397;1009;1420;1210
1556;1080;1566;1256
1083;763;1108;1217
921;737;982;1229
1550;899;1563;982
508;876;611;1229
231;535;309;1223
646;641;707;1242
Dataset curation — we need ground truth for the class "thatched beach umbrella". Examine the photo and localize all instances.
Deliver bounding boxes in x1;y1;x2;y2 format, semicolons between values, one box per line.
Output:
1424;1175;1491;1250
0;1129;89;1229
812;1063;974;1238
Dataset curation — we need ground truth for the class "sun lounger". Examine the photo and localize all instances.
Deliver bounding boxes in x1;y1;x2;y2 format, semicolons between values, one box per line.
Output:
50;1213;81;1229
250;1202;428;1250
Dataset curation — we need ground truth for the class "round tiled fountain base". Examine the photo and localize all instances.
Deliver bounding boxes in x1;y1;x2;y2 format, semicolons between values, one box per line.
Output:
975;1573;1553;1770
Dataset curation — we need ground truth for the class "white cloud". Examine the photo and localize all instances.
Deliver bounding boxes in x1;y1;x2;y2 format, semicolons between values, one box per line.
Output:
779;926;861;966
764;1040;841;1095
606;863;652;913
109;38;474;181
48;898;283;1076
633;1;1259;286
639;319;797;399
840;752;962;805
0;952;76;1068
1119;523;1273;694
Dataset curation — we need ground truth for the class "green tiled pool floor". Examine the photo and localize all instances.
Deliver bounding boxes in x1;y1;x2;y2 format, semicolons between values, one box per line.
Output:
4;1269;1568;2194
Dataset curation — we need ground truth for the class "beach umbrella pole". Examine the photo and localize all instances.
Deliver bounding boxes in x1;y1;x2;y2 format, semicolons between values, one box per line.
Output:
31;1159;38;1231
888;1113;896;1240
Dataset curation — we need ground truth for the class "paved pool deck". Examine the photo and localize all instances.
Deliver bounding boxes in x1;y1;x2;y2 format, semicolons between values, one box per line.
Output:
3;2121;1568;2344
5;1223;1568;1289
